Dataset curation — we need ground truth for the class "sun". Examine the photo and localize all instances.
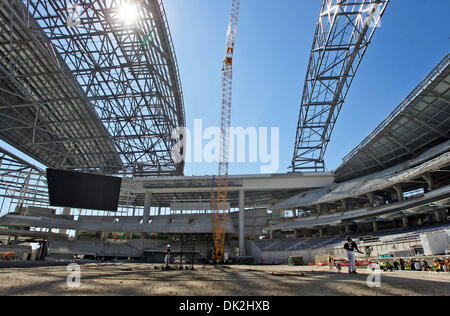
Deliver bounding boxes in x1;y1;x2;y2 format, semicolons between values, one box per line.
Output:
119;1;139;25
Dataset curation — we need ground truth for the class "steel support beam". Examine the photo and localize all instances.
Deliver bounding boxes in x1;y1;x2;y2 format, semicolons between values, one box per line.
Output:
292;0;389;172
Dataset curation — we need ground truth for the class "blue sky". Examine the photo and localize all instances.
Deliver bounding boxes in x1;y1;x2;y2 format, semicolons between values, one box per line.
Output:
163;0;450;176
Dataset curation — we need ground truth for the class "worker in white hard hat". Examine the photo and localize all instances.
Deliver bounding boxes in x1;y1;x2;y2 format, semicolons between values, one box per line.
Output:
164;244;171;268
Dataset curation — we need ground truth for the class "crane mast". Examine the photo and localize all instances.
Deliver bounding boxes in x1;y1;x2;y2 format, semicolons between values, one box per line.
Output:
213;0;240;261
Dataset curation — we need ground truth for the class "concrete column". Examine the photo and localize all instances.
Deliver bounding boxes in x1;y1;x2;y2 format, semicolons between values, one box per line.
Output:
367;192;375;207
372;221;378;232
239;189;245;257
434;210;440;222
269;220;273;240
316;204;322;218
319;228;324;237
393;184;404;201
434;210;443;223
143;192;152;224
62;207;71;215
422;173;434;191
158;206;162;216
59;207;71;235
341;199;349;212
402;216;408;229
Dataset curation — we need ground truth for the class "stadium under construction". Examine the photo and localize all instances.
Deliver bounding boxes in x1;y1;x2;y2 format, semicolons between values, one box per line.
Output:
0;0;449;297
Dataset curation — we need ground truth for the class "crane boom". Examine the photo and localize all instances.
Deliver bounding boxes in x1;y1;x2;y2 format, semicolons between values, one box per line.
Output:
213;0;241;261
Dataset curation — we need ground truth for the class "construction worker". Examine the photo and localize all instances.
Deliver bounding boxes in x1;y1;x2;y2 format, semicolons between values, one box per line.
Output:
336;260;342;273
164;244;171;269
343;236;359;274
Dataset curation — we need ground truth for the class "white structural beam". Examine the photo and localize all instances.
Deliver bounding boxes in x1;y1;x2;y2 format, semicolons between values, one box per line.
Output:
239;189;245;257
131;173;334;194
143;192;152;224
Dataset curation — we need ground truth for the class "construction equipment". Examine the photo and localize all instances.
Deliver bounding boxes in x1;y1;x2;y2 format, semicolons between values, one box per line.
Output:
1;251;15;260
212;0;241;261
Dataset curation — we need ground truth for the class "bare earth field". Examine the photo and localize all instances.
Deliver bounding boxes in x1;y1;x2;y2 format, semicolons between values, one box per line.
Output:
0;263;449;296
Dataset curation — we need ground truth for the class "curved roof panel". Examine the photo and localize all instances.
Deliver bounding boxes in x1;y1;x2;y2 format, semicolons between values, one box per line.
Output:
0;0;185;176
335;55;450;182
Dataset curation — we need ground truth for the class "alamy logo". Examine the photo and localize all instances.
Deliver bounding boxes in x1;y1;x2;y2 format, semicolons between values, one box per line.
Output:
366;262;381;288
67;4;82;28
363;2;384;28
66;263;81;288
171;119;280;173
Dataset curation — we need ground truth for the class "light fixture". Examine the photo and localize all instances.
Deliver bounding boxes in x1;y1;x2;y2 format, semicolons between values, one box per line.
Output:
119;1;139;25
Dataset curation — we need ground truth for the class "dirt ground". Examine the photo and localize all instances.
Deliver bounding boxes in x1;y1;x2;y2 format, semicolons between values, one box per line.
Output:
0;263;449;296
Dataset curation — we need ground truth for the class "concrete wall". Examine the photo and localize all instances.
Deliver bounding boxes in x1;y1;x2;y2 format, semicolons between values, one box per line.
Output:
47;238;141;258
246;240;338;264
47;238;239;262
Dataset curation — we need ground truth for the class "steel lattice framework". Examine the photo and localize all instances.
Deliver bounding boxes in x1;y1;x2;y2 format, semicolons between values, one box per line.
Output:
0;0;185;177
0;144;145;217
0;146;49;211
292;0;389;172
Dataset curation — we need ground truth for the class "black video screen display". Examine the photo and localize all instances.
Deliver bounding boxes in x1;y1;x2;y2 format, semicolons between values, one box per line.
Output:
46;169;122;212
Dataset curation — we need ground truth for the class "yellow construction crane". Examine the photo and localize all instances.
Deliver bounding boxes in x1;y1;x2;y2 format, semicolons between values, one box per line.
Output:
212;0;241;261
